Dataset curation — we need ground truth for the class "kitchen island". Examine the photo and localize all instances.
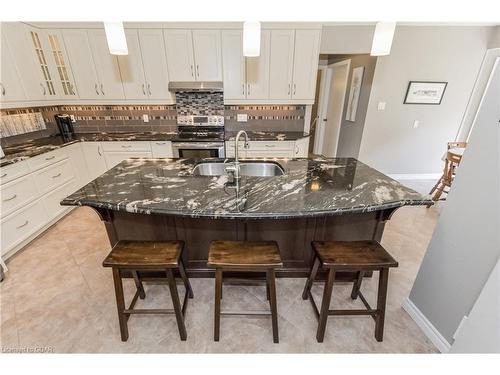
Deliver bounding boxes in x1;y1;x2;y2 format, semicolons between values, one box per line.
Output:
61;157;430;278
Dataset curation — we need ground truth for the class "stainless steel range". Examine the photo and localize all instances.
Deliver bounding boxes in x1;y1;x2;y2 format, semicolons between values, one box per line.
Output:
172;115;225;158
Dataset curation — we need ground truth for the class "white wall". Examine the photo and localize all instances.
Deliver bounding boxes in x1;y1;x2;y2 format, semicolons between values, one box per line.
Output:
355;26;492;175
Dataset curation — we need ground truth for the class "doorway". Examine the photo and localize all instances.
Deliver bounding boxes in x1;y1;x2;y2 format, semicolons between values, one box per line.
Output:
312;59;351;157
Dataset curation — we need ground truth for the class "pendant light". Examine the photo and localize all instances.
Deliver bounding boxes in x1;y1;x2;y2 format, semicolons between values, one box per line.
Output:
370;22;396;56
243;21;261;57
104;22;128;55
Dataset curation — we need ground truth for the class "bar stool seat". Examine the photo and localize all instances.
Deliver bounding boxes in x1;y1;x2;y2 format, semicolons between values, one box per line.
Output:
208;240;282;343
302;240;398;343
103;240;193;342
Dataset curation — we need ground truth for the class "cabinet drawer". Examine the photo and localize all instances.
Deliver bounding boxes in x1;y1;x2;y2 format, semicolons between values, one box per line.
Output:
42;178;77;221
27;147;68;171
245;150;294;158
150;141;173;158
101;141;152;152
0;160;30;185
247;141;294;150
0;175;38;218
34;159;75;194
1;199;47;256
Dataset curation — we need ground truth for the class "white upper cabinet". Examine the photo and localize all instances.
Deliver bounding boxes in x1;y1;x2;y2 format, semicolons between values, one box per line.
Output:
62;29;101;100
138;29;173;101
0;31;27;102
117;30;148;100
87;29;125;100
269;30;295;100
246;30;271;100
192;30;222;81
222;30;245;100
291;30;321;100
164;29;195;81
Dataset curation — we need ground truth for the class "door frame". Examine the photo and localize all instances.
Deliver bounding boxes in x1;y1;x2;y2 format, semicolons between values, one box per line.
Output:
313;59;351;156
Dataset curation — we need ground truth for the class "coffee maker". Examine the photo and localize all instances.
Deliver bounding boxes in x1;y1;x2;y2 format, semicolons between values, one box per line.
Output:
54;114;75;142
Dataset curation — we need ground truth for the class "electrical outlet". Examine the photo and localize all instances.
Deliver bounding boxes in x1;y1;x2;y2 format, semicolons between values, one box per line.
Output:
143;114;149;123
70;115;76;123
237;114;248;122
377;102;386;111
413;120;420;129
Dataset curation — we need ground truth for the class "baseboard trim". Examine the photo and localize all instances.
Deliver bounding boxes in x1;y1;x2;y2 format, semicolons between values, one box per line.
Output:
388;173;441;180
402;297;452;353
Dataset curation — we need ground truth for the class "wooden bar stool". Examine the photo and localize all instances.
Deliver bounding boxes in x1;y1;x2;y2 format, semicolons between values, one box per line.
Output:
207;240;282;343
103;240;194;341
302;240;398;343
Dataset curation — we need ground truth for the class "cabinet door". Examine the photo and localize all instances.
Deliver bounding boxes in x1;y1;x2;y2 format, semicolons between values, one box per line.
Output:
0;31;27;102
294;137;309;157
81;142;108;182
164;29;195;81
138;29;173;101
222;30;245;100
62;29;101;100
246;30;271;100
117;30;147;100
88;29;125;100
292;30;321;100
192;30;222;81
269;30;295;100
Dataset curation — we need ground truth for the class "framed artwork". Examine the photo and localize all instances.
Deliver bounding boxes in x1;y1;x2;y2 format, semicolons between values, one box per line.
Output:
345;66;364;122
404;81;448;104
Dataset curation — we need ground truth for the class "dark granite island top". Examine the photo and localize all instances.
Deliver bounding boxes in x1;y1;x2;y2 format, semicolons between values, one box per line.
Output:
61;157;429;219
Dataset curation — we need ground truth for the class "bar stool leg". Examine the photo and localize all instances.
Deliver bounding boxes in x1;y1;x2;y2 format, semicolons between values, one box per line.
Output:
267;269;279;343
166;269;187;341
316;268;335;343
351;271;364;300
266;279;270;301
178;259;194;299
302;256;320;300
132;270;146;299
375;268;389;342
112;268;129;342
214;268;223;341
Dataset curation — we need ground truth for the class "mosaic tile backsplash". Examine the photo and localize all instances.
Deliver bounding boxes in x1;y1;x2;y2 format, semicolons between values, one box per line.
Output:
174;91;224;116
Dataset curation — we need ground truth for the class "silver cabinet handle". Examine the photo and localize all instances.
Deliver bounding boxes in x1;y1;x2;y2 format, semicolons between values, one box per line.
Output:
190;65;194;78
3;194;17;202
147;83;152;95
295;146;299;155
1;173;7;178
242;84;245;95
95;83;100;95
155;142;166;145
0;83;5;96
265;144;276;148
142;83;146;95
69;83;76;95
97;145;102;156
288;84;291;95
196;65;199;78
51;173;62;178
16;220;29;229
121;145;132;148
293;83;296;95
40;83;46;95
247;83;250;96
100;84;105;95
45;155;56;160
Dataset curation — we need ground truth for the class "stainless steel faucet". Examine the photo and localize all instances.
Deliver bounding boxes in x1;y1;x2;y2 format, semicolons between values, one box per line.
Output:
225;130;249;181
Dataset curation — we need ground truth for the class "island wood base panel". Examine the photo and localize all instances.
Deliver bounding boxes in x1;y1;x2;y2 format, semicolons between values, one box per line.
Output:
95;208;397;279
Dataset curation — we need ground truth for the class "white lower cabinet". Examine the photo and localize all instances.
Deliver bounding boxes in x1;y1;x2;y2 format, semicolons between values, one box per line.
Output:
81;142;107;182
293;137;309;157
34;159;75;194
225;140;308;158
104;151;152;169
42;178;78;221
150;141;173;157
0;175;38;218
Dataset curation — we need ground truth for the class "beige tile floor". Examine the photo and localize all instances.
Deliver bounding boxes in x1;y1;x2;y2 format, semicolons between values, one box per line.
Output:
1;188;441;353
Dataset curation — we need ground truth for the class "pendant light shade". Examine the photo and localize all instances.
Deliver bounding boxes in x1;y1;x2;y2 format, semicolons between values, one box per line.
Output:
370;22;396;56
104;22;128;55
243;21;261;57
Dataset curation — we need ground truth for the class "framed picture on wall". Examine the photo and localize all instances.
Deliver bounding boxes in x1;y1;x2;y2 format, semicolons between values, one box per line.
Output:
345;66;364;122
404;81;448;104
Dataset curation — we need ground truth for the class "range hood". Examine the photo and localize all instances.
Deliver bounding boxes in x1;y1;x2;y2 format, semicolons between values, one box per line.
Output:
168;81;223;92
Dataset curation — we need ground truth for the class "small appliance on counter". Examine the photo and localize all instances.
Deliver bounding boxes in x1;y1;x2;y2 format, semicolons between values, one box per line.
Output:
54;114;75;142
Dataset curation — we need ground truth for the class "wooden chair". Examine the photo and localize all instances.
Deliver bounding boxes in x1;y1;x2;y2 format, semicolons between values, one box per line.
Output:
429;151;463;202
207;240;282;343
302;240;398;343
103;240;193;341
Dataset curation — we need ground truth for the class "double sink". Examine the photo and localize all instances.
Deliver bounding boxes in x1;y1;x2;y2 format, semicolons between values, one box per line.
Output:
192;160;285;177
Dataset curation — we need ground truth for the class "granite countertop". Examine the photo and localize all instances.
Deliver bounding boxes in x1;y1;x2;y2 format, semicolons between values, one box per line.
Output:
225;131;309;141
61;157;431;219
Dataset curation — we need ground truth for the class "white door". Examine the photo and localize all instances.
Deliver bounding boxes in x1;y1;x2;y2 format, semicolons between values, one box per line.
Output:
0;31;27;102
246;30;271;100
62;29;101;100
88;29;125;100
321;60;350;158
81;142;108;182
292;30;321;100
117;30;147;100
138;29;173;101
269;30;295;100
192;30;222;81
2;23;45;101
164;29;195;81
222;30;245;100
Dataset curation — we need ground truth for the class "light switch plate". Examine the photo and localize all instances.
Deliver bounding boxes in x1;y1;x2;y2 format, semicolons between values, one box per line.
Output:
143;114;149;123
237;114;248;122
377;102;386;111
70;115;76;123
